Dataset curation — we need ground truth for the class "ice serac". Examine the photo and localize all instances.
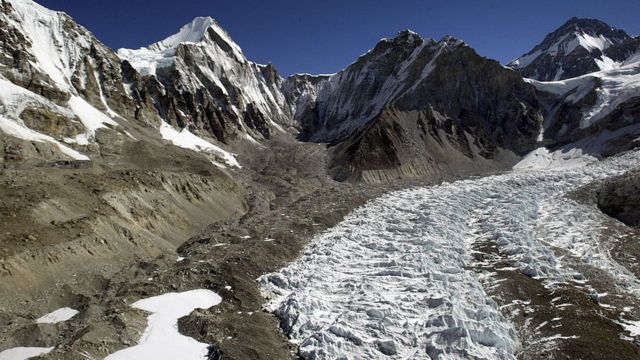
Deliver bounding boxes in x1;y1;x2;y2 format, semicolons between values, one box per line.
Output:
284;31;544;182
118;16;294;144
509;17;640;81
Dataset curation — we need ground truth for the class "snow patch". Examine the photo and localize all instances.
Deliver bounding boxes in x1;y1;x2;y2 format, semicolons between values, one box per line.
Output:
67;96;117;145
0;116;89;160
159;121;240;168
36;307;79;324
0;347;54;360
105;290;222;360
116;47;176;77
528;60;640;129
619;319;640;337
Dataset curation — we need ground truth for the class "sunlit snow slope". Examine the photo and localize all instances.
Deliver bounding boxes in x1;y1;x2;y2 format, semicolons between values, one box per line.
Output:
260;150;640;359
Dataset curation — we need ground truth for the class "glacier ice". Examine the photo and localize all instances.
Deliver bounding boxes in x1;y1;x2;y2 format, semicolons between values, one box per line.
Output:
260;150;640;359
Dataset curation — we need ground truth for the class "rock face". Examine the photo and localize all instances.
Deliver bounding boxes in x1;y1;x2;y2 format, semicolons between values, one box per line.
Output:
596;170;640;227
0;1;292;169
509;17;640;81
0;0;164;167
285;32;543;181
509;18;640;157
0;0;163;123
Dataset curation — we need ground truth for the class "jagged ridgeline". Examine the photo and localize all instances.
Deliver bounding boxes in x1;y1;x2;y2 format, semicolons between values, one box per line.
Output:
0;0;638;182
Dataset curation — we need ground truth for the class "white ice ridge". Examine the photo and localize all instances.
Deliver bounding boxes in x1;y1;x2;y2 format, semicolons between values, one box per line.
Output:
36;307;79;324
105;289;222;360
260;150;640;359
0;347;54;360
5;0;95;92
513;147;597;170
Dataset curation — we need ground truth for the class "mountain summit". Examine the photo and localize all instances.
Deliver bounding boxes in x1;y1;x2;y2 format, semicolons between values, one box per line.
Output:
509;17;640;80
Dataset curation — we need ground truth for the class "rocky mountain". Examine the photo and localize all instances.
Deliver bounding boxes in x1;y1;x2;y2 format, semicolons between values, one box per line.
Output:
509;17;640;81
6;0;634;185
285;31;543;181
0;0;296;171
118;16;294;144
505;17;640;159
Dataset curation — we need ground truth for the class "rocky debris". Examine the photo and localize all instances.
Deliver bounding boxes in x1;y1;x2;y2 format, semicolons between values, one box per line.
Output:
0;2;639;359
0;132;422;359
19;107;84;138
509;17;640;81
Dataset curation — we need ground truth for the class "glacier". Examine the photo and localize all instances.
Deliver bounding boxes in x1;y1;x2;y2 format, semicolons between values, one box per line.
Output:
260;150;640;359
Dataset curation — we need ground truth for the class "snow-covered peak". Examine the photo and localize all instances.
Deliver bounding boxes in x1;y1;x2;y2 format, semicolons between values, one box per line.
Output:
387;29;422;43
7;0;56;16
509;17;639;81
147;16;243;57
117;16;247;76
149;17;216;51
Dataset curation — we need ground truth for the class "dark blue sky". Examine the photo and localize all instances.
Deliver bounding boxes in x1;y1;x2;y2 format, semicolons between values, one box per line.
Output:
39;0;640;76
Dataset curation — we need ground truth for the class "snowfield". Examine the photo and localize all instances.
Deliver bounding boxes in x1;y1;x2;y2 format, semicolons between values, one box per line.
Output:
526;60;640;129
260;150;640;359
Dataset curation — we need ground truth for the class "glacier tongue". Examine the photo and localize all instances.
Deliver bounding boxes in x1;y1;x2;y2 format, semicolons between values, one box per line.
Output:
260;181;521;358
260;151;640;359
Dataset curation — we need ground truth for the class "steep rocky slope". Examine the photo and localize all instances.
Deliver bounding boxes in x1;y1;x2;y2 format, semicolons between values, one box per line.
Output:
509;18;640;158
509;17;640;81
0;0;257;317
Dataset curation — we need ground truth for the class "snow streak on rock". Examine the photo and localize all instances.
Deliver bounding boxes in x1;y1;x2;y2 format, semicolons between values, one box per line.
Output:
260;151;640;359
